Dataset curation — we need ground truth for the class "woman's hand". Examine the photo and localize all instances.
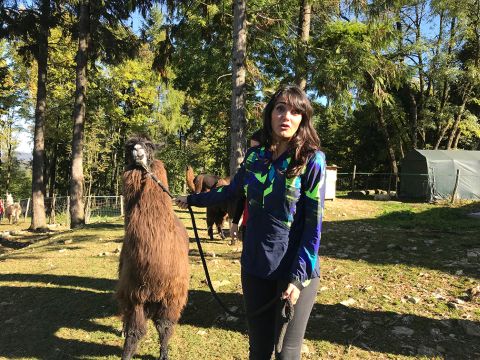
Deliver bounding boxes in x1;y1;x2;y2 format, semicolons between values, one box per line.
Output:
174;196;189;209
282;283;301;305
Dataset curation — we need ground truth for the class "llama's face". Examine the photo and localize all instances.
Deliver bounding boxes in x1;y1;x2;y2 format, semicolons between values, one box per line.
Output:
132;144;148;168
125;137;156;170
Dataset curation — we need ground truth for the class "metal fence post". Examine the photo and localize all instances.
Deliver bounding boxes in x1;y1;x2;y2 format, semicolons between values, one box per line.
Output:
24;198;31;222
120;195;124;216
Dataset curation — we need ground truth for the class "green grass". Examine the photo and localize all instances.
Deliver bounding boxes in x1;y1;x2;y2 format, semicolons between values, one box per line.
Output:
0;198;479;359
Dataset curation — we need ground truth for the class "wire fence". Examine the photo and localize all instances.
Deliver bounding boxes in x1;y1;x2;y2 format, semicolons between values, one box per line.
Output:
2;195;125;226
2;169;477;226
336;172;402;194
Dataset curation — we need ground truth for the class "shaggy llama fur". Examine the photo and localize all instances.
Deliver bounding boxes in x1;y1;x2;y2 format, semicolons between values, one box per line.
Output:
117;137;189;360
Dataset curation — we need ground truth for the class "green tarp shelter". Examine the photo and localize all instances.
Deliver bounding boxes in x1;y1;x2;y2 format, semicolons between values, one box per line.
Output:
399;150;480;201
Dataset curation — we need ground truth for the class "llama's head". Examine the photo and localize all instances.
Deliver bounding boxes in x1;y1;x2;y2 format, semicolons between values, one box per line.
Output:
125;136;157;171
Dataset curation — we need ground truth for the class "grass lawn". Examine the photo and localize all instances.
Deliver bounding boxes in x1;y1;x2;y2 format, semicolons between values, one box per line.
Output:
0;198;479;359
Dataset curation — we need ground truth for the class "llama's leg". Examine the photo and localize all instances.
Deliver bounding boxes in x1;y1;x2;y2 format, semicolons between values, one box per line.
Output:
207;225;214;239
217;222;225;240
217;215;226;240
154;317;175;360
122;305;147;360
206;210;214;240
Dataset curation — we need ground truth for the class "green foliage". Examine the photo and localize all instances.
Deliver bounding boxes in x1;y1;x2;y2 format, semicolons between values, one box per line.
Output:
2;0;480;196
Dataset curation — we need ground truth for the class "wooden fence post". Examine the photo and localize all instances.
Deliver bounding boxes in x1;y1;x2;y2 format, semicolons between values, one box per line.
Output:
351;165;357;193
66;196;70;227
85;196;91;224
451;169;460;204
49;194;56;224
120;195;124;217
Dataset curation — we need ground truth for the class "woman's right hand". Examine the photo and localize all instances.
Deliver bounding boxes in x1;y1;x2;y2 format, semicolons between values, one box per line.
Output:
174;196;189;209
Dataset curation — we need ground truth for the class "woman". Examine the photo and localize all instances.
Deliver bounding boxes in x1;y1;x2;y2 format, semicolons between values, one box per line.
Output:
176;84;326;360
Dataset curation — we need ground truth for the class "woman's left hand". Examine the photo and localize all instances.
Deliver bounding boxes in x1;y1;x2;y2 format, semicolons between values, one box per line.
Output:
282;283;300;305
174;196;189;209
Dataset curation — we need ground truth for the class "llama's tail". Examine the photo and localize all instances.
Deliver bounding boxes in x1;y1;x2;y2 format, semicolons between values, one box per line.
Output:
186;165;196;193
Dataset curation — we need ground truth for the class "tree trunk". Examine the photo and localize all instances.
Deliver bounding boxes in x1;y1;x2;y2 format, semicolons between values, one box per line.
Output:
48;144;58;198
408;91;418;149
376;105;398;176
46;115;61;197
434;124;449;149
453;127;461;149
415;4;425;141
230;0;247;176
30;0;49;231
433;17;456;150
295;0;311;90
69;1;89;228
5;115;13;192
446;95;468;149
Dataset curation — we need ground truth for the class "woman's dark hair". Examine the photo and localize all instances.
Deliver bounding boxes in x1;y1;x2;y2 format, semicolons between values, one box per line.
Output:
262;84;320;177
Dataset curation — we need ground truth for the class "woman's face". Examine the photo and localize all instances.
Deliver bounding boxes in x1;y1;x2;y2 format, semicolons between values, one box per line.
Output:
271;97;303;142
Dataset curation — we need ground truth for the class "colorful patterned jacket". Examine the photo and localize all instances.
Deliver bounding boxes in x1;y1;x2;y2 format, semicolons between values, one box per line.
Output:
187;146;326;285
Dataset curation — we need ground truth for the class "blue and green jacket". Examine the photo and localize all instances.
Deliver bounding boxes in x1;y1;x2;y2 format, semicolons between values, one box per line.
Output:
187;146;326;284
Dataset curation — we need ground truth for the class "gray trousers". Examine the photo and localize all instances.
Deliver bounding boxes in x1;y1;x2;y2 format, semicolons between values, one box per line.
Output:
241;271;320;360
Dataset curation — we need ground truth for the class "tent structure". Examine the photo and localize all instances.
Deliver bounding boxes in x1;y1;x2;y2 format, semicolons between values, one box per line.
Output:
399;150;480;202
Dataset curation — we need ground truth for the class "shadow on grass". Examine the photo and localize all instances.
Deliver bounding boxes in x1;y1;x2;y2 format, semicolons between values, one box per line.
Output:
84;222;124;230
0;273;174;359
322;202;480;278
1;273;478;359
0;238;32;250
0;279;120;358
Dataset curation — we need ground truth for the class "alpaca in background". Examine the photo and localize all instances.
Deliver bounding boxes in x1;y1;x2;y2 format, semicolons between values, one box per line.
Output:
5;193;21;224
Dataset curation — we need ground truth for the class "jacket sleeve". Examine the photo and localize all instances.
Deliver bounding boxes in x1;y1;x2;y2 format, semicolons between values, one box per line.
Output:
289;151;326;286
187;150;250;208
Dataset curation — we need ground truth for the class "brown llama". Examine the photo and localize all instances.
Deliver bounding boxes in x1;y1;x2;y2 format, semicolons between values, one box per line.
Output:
185;166;234;240
117;136;189;360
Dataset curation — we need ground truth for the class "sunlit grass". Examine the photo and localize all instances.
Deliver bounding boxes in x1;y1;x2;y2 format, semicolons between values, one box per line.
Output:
0;199;479;359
